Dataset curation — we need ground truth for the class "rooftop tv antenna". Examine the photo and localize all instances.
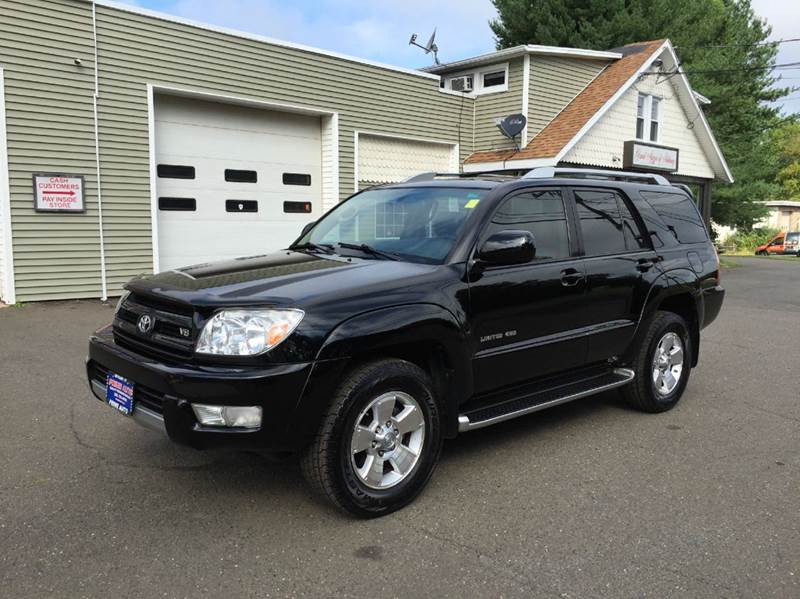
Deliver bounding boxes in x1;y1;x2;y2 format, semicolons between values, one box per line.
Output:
409;28;440;65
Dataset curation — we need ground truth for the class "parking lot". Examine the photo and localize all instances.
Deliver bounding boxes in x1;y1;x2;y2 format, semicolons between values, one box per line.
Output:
1;256;797;598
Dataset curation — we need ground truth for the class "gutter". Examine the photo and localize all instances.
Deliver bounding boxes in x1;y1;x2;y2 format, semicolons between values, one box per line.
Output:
92;1;108;300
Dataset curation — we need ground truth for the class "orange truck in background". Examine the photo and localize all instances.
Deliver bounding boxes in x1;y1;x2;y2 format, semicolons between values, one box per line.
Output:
756;231;800;256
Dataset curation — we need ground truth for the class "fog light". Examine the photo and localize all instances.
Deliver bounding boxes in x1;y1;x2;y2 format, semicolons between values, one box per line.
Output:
191;404;262;429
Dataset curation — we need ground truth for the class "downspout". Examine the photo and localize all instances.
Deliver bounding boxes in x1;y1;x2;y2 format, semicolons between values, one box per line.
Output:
92;1;108;300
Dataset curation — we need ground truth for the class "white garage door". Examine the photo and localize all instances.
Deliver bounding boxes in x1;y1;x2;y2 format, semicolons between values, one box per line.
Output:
154;95;322;272
357;133;457;189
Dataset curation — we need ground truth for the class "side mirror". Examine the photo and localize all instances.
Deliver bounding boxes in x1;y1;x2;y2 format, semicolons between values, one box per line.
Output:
477;230;536;266
300;221;316;237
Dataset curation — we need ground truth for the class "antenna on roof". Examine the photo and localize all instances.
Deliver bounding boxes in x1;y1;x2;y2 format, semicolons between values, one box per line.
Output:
409;28;440;65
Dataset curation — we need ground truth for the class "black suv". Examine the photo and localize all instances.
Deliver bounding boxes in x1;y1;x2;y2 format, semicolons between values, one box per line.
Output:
87;168;724;517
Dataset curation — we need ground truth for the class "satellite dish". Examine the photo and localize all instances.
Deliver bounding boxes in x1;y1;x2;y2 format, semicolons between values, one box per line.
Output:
498;113;527;139
409;28;440;65
425;28;437;52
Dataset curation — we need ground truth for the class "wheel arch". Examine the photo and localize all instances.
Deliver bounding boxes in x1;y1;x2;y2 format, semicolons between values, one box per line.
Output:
630;268;702;367
312;304;472;439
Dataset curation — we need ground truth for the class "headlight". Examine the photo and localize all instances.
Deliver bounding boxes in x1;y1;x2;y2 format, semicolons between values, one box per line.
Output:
195;309;304;356
115;290;131;313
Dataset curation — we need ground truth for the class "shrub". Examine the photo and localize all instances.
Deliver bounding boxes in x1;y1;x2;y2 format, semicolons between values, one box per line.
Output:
723;227;781;254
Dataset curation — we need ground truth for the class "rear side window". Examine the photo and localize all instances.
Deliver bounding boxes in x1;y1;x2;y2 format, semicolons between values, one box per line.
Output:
641;191;708;244
488;190;570;261
574;190;627;255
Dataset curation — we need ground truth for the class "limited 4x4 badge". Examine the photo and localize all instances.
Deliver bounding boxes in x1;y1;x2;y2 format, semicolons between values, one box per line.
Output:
480;330;517;343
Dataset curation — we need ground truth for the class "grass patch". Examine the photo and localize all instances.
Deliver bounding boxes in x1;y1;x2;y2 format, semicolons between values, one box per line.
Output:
719;257;741;268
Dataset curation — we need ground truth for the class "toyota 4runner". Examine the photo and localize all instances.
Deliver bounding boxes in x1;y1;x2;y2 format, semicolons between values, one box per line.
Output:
87;167;725;517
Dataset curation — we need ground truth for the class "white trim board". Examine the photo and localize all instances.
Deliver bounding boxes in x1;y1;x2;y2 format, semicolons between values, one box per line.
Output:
424;44;621;74
90;0;440;82
0;67;15;304
146;84;339;273
353;130;459;190
521;54;531;146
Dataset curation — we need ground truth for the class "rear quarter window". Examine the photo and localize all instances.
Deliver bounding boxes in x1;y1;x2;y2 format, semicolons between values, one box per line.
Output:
640;190;708;244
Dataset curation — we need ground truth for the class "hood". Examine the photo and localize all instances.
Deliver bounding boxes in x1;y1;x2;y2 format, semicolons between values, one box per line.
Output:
126;250;441;310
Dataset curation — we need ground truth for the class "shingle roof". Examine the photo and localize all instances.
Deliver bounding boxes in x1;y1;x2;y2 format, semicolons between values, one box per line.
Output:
465;39;666;165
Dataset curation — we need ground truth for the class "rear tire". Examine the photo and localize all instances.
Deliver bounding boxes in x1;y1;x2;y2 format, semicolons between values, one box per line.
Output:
622;311;692;413
301;359;442;518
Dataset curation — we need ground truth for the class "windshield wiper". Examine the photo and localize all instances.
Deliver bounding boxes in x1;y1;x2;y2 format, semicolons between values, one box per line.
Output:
337;242;399;261
290;242;335;254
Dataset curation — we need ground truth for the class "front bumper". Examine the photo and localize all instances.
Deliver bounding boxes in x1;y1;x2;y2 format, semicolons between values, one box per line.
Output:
87;325;347;451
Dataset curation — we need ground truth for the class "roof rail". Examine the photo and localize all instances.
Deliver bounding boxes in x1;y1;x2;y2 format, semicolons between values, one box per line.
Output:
402;171;518;182
403;171;438;182
522;167;670;186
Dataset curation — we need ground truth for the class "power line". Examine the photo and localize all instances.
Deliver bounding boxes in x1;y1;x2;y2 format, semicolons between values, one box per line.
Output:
675;37;800;49
642;61;800;76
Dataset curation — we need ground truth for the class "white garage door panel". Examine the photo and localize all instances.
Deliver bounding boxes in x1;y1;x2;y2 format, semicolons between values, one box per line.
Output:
155;95;322;272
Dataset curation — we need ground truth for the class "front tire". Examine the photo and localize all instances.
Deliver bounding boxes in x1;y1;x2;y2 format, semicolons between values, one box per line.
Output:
301;359;442;517
622;311;692;413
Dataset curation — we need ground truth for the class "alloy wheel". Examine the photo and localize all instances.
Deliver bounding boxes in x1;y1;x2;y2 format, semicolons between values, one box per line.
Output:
652;332;684;396
350;391;425;490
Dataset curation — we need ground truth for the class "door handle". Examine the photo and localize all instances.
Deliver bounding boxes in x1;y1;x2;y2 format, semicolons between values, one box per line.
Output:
636;256;662;272
560;268;584;287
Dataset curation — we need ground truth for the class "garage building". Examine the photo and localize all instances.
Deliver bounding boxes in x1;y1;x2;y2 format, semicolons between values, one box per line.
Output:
0;0;731;303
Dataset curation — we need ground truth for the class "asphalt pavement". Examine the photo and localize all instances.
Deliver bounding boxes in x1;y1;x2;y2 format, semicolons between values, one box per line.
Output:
1;256;798;598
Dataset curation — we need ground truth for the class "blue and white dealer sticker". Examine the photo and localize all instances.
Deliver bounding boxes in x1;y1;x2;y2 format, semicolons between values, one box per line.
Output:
106;372;134;416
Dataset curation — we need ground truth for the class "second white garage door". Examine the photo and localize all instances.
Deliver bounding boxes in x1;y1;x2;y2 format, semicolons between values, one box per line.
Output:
154;95;322;272
357;133;457;190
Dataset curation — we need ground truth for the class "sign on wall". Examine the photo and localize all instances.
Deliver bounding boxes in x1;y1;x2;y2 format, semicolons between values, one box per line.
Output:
32;174;85;213
623;141;679;173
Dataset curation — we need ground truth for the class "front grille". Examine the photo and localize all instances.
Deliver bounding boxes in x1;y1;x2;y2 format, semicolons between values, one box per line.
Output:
88;362;166;415
113;293;195;360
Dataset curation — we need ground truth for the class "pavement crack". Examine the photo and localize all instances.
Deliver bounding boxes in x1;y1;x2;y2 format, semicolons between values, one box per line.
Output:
69;400;102;453
413;525;540;593
741;400;800;424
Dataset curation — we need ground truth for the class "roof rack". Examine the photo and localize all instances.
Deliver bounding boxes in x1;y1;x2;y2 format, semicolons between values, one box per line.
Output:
522;167;670;186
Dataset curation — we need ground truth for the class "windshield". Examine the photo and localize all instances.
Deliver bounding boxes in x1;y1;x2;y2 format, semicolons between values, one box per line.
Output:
296;187;486;263
786;232;800;242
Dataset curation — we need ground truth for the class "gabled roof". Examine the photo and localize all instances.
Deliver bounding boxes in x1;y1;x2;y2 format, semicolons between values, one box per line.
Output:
465;40;664;165
465;39;733;183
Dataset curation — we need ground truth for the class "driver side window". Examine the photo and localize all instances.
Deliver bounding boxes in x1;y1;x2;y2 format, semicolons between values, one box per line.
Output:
485;190;570;261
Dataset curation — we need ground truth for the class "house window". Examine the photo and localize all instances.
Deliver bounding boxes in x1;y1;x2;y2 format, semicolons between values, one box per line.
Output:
445;63;508;95
483;70;506;88
636;93;662;142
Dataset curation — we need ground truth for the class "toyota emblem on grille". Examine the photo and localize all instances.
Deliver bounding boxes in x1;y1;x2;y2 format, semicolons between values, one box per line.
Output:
137;314;155;335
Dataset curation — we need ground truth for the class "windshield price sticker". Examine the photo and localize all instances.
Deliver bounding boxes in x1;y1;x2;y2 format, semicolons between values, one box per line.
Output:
33;174;85;213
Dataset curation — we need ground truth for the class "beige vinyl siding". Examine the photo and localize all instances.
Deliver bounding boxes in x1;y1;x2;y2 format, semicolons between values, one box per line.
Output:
527;56;608;139
563;68;715;179
471;58;525;151
0;0;475;300
0;0;102;301
93;4;474;295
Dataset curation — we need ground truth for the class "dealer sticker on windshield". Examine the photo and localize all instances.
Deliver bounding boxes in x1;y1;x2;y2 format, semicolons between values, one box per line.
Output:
106;372;134;416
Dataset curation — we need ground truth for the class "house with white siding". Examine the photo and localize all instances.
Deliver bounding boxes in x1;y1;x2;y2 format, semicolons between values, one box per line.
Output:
0;0;731;303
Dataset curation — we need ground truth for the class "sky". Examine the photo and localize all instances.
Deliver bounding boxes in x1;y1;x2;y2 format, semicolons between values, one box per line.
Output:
119;0;799;114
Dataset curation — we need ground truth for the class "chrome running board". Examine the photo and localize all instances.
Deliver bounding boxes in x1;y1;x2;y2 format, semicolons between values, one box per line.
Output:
458;368;635;432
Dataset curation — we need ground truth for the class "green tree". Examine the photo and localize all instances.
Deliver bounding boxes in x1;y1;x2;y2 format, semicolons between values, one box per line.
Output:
772;120;800;198
490;0;792;228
